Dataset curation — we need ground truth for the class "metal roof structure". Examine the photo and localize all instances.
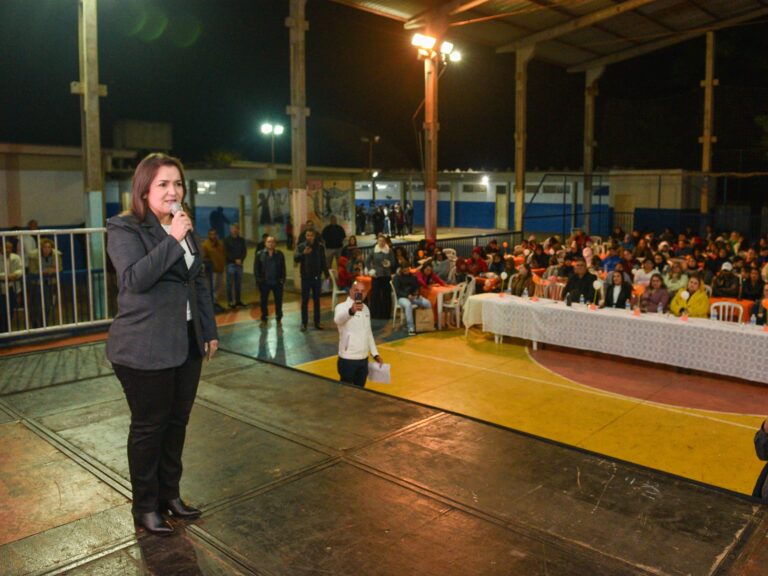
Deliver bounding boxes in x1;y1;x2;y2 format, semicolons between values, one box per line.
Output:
333;0;768;71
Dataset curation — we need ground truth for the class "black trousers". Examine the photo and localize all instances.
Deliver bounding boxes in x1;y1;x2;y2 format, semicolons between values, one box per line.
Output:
301;276;322;326
338;357;368;387
259;282;284;321
113;322;203;514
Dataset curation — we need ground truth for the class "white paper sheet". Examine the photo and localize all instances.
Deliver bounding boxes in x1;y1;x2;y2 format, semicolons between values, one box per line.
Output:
368;362;391;384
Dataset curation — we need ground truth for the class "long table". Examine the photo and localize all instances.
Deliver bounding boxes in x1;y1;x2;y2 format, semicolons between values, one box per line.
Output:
463;292;768;384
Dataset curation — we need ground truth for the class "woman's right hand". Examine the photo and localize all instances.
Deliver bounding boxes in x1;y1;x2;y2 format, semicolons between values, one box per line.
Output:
170;210;192;243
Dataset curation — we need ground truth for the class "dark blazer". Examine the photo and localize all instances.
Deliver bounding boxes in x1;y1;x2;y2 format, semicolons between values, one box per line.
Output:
254;249;286;285
603;282;633;309
106;211;218;370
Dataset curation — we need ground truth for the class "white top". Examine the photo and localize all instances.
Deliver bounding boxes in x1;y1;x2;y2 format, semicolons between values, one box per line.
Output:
334;297;379;360
162;224;194;321
20;235;37;266
612;285;622;306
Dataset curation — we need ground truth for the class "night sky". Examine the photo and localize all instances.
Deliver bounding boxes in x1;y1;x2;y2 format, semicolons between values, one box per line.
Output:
2;0;768;174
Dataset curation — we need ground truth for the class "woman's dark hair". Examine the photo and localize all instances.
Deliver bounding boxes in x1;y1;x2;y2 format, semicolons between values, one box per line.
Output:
128;153;187;222
649;272;666;289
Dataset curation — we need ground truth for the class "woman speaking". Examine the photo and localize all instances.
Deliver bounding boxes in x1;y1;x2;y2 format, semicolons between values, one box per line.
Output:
107;153;219;535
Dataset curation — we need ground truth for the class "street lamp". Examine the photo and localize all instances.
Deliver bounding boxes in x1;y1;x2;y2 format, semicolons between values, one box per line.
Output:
411;33;460;241
260;122;284;165
361;135;380;201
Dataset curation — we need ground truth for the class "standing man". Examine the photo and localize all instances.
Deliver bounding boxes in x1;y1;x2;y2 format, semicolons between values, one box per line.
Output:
254;236;286;326
202;228;226;313
322;215;346;269
209;207;230;240
355;205;366;236
334;280;382;387
224;223;247;308
298;219;316;245
19;219;39;270
294;229;328;331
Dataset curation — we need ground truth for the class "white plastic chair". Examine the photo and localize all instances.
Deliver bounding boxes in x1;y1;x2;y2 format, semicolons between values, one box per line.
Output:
390;280;404;328
328;269;348;311
440;282;465;328
548;282;566;301
710;301;742;323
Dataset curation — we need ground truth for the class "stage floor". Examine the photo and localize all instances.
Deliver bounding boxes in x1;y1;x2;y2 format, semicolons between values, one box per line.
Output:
2;302;768;575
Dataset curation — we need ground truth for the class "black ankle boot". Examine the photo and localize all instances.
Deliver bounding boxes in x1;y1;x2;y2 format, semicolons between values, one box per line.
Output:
133;511;174;536
161;497;201;520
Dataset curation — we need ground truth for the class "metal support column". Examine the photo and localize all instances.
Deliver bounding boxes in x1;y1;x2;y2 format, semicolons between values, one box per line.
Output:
583;66;604;235
514;45;535;232
423;55;439;241
286;0;310;228
699;31;717;217
71;0;107;225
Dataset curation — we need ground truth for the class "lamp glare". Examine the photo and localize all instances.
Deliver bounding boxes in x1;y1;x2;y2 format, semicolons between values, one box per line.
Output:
411;33;436;50
274;124;285;136
449;50;462;62
440;41;454;55
260;123;273;135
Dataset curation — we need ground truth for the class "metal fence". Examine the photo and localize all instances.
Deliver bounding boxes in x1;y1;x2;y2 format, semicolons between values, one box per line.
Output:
0;228;114;340
357;230;523;262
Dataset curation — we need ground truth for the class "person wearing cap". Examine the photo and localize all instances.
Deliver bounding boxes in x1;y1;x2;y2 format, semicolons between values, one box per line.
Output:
467;246;488;276
712;261;740;298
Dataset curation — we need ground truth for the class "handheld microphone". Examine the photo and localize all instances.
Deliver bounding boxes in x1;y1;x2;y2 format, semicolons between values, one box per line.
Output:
170;202;200;255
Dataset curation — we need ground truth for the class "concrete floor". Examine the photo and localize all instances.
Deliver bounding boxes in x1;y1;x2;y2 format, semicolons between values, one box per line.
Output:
2;300;768;574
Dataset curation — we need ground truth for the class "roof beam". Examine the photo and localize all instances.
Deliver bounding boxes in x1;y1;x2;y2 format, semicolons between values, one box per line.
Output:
497;0;659;53
405;0;492;29
567;6;768;72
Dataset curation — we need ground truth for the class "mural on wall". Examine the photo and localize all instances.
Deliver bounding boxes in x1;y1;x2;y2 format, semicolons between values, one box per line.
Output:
253;185;291;241
253;179;353;243
321;180;352;234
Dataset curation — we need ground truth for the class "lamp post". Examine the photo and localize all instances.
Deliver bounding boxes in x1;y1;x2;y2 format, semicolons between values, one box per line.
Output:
361;135;380;201
260;122;284;165
411;34;460;241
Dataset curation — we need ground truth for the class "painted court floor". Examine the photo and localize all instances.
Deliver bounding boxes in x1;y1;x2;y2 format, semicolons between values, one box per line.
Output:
297;327;768;496
4;301;768;574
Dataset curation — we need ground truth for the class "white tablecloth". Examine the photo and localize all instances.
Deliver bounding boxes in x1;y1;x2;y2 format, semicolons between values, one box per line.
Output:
463;293;768;384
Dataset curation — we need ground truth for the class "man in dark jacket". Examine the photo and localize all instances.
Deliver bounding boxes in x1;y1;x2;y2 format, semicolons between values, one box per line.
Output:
254;235;286;326
321;215;346;269
393;266;431;335
223;223;247;308
564;259;597;304
294;229;328;331
712;261;740;298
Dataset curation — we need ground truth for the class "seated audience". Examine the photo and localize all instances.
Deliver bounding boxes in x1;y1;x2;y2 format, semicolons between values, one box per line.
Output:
416;262;446;289
663;261;688;295
602;270;633;309
563;259;597;303
742;267;764;302
432;249;452;283
341;235;358;259
640;273;670;313
632;258;658;287
467;247;488;276
601;244;621;273
712;262;740;298
752;284;768;325
488;252;504;275
507;263;536;297
669;276;710;318
336;256;354;290
529;244;550;269
392;266;431;336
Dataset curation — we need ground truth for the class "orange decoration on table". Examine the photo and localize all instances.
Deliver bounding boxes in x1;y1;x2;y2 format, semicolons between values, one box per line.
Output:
762;298;768;310
632;308;641;317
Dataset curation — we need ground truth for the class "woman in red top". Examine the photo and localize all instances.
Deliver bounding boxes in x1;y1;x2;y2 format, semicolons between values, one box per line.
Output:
416;262;447;289
467;247;488;276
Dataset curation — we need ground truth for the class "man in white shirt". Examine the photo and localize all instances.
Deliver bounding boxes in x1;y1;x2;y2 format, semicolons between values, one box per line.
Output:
334;280;383;387
19;219;39;269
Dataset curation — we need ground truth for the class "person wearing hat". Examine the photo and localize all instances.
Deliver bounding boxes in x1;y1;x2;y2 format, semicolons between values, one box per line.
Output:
467;246;488;276
712;261;740;298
